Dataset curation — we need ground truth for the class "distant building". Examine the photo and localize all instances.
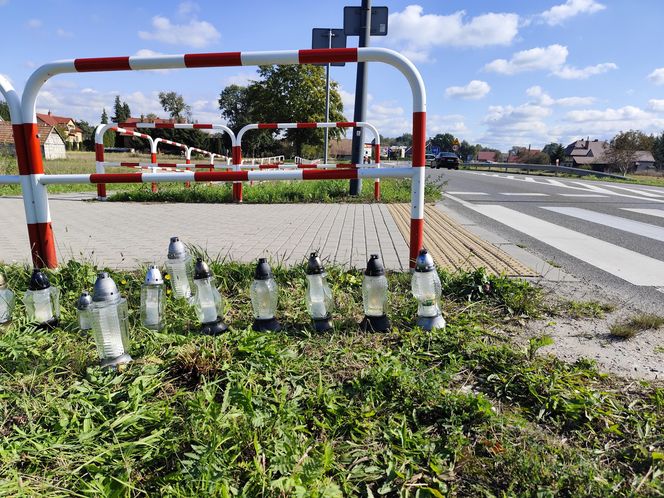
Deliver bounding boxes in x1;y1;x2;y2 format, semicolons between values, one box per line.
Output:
328;138;376;160
476;150;498;162
564;138;655;172
563;139;609;170
37;111;83;150
507;147;541;163
0;122;66;159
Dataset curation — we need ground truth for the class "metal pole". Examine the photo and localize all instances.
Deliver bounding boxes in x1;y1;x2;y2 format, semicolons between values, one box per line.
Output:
324;29;332;165
349;0;371;195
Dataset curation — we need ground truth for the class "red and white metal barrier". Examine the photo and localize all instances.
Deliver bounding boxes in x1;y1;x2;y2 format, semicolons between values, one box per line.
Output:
94;124;156;200
235;121;382;201
1;74;50;266
16;47;425;269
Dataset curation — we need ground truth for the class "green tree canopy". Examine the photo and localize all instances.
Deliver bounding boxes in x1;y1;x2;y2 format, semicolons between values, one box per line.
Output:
159;91;191;122
111;96;130;123
218;65;345;157
0;100;10;121
542;143;565;164
606;130;654;175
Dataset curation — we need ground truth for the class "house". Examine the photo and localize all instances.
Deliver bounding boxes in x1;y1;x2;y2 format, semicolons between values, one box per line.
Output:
477;150;498;162
37;111;83;150
563;139;609;170
328;138;376;160
633;151;656;172
507;147;541;163
0;122;66;159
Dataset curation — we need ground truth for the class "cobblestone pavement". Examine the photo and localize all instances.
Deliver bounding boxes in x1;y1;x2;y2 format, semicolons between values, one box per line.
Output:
0;194;410;270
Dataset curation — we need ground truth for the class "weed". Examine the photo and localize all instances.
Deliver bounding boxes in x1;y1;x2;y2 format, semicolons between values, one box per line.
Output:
0;259;662;496
559;299;616;319
610;313;664;339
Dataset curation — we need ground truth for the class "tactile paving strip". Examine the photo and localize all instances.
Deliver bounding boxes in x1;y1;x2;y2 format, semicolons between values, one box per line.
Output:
387;204;538;277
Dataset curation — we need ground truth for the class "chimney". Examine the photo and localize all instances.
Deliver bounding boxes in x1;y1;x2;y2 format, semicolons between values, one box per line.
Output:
48;110;52;116
585;136;589;149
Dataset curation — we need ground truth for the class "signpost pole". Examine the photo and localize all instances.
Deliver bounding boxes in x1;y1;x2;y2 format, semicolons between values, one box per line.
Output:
324;29;332;165
349;0;371;195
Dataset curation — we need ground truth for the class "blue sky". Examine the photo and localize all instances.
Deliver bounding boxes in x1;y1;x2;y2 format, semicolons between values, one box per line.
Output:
1;0;664;151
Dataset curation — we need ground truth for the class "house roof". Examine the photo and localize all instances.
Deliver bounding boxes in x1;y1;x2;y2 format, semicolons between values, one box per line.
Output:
37;112;75;127
564;139;608;159
635;151;655;162
0;122;62;146
477;151;497;161
123;116;177;125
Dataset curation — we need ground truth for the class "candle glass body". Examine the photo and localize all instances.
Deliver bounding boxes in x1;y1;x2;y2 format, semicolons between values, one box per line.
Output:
250;278;278;320
90;297;130;361
165;253;194;299
0;288;15;324
192;278;223;324
411;270;442;317
24;287;60;323
305;274;333;319
77;308;92;331
362;275;388;317
140;283;165;330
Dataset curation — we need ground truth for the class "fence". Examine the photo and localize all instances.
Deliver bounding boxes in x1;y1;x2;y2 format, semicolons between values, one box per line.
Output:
236;121;382;201
5;47;426;270
464;161;627;179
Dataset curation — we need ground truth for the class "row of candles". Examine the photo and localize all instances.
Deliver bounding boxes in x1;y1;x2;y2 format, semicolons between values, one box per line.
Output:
0;237;446;369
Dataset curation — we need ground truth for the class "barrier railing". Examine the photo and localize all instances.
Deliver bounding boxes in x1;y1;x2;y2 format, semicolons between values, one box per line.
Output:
236;121;382;201
465;161;628;179
10;47;425;269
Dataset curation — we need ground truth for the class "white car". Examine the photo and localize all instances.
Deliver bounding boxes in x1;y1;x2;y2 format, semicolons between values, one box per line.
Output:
425;153;436;167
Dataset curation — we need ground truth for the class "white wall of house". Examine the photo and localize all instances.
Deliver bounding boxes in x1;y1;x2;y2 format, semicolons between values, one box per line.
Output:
42;131;66;160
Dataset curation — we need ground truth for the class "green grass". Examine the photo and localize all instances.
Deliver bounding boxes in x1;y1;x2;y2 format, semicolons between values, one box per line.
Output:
107;179;442;204
557;300;616;319
1;152;442;203
0;260;662;496
610;313;664;339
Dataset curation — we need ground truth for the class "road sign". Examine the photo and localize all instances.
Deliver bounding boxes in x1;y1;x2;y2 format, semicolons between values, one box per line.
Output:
311;28;347;66
452;144;459;152
431;145;441;155
453;138;460;146
344;6;388;36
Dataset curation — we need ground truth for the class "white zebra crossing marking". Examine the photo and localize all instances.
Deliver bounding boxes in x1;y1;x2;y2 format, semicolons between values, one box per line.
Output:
559;194;608;198
542;206;664;242
501;193;549;196
445;194;664;286
447;191;489;195
622;208;664;219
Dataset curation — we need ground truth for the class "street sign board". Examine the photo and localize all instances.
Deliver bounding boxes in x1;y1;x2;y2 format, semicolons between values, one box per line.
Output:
311;28;347;66
431;145;441;155
452;144;459;152
343;6;388;36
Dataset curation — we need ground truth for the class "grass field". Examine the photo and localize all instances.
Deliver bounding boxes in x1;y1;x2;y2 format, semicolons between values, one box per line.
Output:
0;258;662;496
0;152;443;204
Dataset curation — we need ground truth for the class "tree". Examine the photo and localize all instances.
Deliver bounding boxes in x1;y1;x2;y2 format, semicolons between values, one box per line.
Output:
0;99;10;121
100;108;108;124
606;130;654;175
111;96;130;123
76;120;95;151
159;91;191;122
219;65;346;157
652;132;664;170
430;133;456;152
542;143;565;164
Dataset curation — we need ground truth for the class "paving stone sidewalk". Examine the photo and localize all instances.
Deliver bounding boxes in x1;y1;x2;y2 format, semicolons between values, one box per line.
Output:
0;194;410;270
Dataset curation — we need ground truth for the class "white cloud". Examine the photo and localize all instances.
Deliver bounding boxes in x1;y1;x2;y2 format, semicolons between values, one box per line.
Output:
26;18;42;28
540;0;606;25
553;62;617;79
445;80;490;100
56;28;73;38
649;99;664;112
554;105;664;139
485;44;568;75
486;45;616;80
222;71;257;87
139;15;220;48
177;1;199;16
480;103;554;147
386;5;519;62
647;68;664;85
566;106;651;123
527;85;596;107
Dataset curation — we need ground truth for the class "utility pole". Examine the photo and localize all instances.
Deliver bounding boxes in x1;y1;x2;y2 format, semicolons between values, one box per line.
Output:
349;0;371;195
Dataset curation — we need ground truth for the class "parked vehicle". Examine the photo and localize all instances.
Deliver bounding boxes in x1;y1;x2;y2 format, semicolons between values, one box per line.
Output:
432;152;460;170
425;153;436;167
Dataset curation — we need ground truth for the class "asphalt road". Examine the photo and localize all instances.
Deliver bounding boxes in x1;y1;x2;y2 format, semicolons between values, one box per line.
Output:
427;168;664;312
